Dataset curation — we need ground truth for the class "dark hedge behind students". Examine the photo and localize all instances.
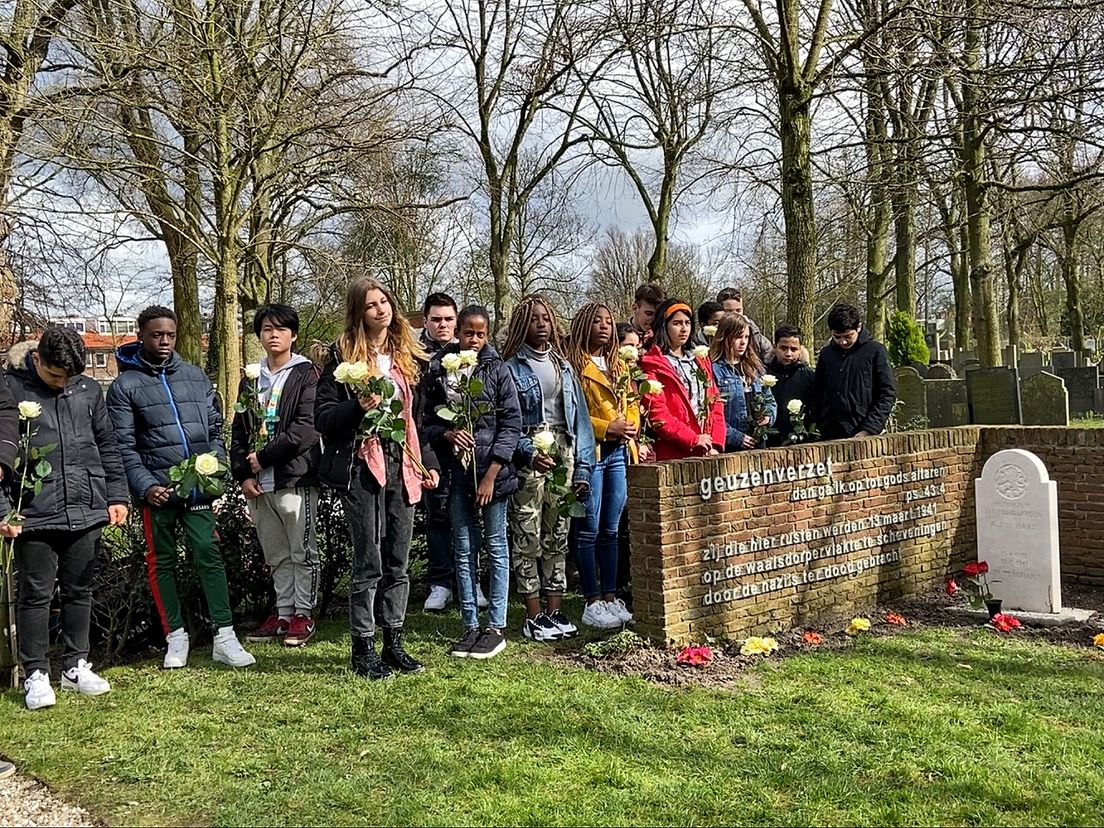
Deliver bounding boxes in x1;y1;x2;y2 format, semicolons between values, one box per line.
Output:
810;304;896;440
4;328;129;710
107;306;256;670
314;277;441;680
766;325;815;447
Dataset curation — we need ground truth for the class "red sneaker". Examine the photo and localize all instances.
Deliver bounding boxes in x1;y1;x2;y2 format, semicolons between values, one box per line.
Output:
284;614;316;647
246;614;289;643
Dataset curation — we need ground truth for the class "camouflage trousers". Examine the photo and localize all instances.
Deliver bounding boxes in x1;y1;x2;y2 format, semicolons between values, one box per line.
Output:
509;428;575;598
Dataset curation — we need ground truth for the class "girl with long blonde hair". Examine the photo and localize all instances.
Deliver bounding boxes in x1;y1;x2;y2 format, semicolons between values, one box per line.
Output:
315;276;440;680
709;312;776;450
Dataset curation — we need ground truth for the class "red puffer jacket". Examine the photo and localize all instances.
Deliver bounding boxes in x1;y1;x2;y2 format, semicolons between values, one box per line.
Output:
640;346;726;461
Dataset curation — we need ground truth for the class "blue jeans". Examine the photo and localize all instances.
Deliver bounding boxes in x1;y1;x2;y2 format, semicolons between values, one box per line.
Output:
448;477;509;629
575;443;628;599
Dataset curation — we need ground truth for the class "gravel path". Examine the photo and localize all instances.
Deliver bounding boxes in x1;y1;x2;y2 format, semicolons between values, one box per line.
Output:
0;773;97;827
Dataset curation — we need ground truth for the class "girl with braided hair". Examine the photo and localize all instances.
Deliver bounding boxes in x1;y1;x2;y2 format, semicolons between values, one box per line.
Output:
565;302;638;630
502;295;595;642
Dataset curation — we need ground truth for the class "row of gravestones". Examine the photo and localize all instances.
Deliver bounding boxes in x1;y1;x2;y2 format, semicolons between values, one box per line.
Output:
945;348;1104;418
896;363;1071;427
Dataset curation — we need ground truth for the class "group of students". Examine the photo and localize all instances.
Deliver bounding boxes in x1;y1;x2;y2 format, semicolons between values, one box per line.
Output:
0;275;897;707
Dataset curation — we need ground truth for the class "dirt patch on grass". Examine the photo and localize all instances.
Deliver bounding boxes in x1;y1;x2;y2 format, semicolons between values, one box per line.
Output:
543;585;1104;692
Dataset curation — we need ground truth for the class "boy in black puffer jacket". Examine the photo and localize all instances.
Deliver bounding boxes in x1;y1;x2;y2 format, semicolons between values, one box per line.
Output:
420;305;522;660
107;306;255;670
4;328;129;710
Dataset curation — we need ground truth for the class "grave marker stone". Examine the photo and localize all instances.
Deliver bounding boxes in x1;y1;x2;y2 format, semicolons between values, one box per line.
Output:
975;449;1061;613
927;363;956;380
894;367;928;425
1018;351;1044;380
966;366;1021;424
1054;366;1099;417
1020;372;1069;426
1051;349;1075;371
925;379;970;427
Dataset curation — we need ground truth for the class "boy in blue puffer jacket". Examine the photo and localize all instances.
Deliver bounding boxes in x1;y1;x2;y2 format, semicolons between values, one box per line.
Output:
107;306;254;670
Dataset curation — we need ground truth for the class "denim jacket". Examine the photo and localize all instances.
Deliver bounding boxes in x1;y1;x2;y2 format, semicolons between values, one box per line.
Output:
505;351;595;487
712;359;777;450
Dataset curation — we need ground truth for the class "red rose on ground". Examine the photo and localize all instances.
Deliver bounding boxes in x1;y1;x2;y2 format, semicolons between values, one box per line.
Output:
963;561;989;577
676;645;714;667
802;631;824;646
991;613;1021;633
946;578;959;595
885;612;907;626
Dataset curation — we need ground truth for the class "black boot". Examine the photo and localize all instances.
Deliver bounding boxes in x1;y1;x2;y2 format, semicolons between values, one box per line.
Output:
351;635;392;680
381;627;424;674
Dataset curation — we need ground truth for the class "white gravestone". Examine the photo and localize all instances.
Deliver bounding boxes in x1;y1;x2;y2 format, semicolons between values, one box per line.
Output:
975;449;1061;613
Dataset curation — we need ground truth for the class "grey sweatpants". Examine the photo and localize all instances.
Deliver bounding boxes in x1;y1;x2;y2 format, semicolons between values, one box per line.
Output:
248;487;320;616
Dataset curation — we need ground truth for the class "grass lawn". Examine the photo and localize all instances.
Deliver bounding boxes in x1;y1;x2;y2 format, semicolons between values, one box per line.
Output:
1071;417;1104;429
2;605;1103;827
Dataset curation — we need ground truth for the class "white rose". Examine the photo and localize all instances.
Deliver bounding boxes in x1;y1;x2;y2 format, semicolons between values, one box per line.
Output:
618;345;639;363
692;345;710;360
761;374;778;388
346;361;370;383
458;350;478;368
787;398;803;415
702;325;718;338
333;362;353;384
17;401;42;420
532;430;556;454
244;363;262;380
441;353;462;373
640;379;663;395
194;453;220;476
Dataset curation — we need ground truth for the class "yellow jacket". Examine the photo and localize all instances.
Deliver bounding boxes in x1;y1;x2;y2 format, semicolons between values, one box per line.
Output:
580;358;641;463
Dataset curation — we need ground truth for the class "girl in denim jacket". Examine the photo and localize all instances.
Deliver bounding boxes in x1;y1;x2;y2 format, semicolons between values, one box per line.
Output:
502;296;596;643
710;313;777;450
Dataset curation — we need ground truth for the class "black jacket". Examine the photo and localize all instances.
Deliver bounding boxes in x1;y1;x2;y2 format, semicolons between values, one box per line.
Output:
811;329;897;440
0;374;17;507
313;344;439;490
4;356;129;531
420;344;522;501
106;342;225;504
766;358;816;447
230;357;320;490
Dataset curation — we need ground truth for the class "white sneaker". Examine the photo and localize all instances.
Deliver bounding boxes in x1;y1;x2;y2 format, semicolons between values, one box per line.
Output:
164;628;190;669
61;660;111;696
212;626;256;668
547;609;578;638
604;598;634;625
582;601;621;629
23;670;55;711
476;585;489;610
423;585;452;612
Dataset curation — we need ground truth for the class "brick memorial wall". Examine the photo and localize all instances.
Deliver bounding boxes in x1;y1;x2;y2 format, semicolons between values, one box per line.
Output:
626;427;1104;645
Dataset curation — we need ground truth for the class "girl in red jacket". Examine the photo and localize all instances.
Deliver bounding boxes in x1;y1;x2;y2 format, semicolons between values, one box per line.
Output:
640;299;726;460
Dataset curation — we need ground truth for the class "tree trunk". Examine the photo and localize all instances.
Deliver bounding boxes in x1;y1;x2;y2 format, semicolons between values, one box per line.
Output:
892;191;917;316
488;192;511;337
778;81;816;340
1061;220;1085;353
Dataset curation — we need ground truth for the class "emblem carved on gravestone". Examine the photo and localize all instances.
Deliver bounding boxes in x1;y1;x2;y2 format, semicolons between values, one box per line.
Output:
994;464;1027;500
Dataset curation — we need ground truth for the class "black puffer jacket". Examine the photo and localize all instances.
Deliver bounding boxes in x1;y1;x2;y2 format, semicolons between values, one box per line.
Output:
230;357;320;489
314;344;439;490
420;343;522;501
106;342;225;504
765;358;816;447
811;329;897;440
4;355;129;531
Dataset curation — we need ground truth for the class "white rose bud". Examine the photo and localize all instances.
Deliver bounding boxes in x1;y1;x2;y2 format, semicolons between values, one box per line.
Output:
458;350;478;368
640;379;663;395
333;362;353;384
692;345;710;360
702;325;718;338
787;398;803;415
347;362;370;383
244;363;262;380
17;401;42;420
441;353;462;373
618;345;639;363
761;374;778;388
532;430;556;454
194;453;220;476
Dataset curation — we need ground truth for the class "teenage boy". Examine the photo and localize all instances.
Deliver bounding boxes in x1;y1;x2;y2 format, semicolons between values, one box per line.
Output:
766;325;816;447
810;303;897;440
107;306;255;669
232;304;321;647
629;283;666;350
4;328;129;710
692;301;724;346
716;287;772;363
418;291;478;613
